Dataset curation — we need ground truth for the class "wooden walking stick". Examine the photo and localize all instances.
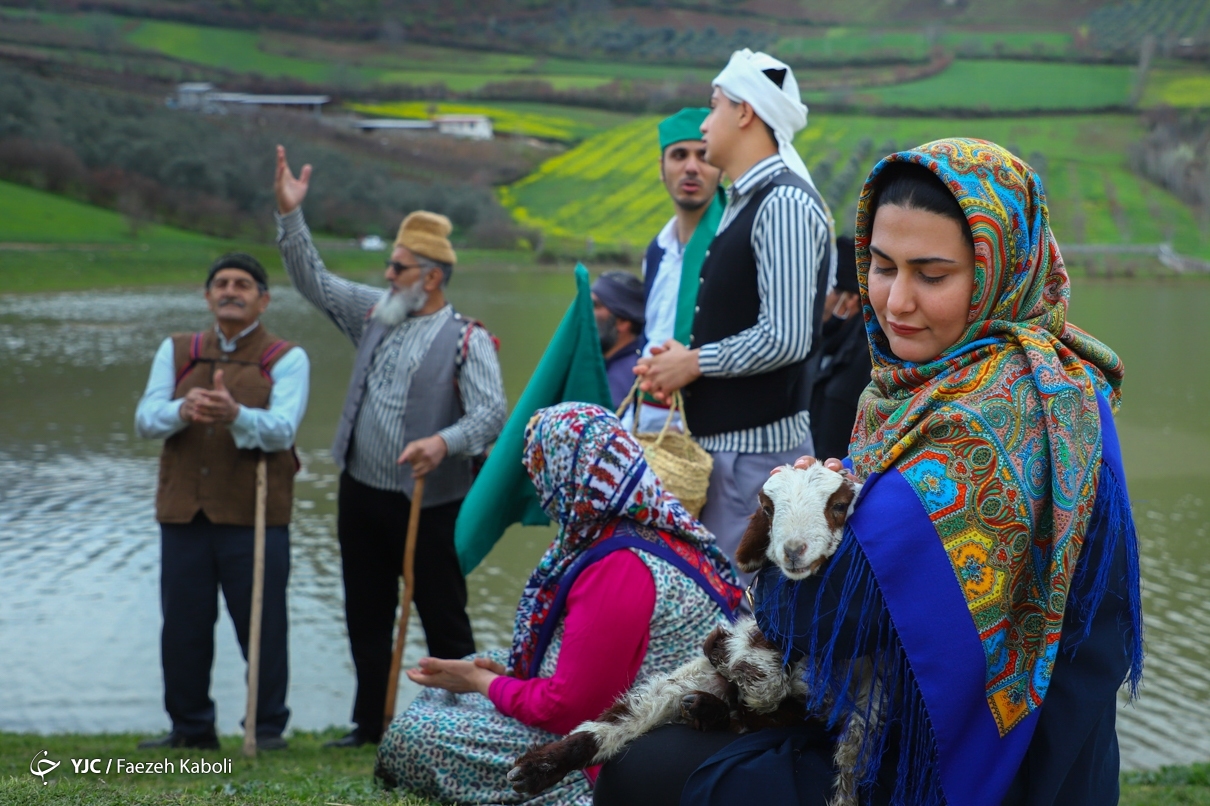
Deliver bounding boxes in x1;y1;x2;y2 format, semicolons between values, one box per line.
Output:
243;455;268;758
383;475;426;733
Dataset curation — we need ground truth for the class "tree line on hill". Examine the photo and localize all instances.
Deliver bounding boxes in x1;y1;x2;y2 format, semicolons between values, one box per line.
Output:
0;65;520;243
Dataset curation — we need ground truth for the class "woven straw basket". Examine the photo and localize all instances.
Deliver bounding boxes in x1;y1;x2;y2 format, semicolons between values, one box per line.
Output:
616;381;713;518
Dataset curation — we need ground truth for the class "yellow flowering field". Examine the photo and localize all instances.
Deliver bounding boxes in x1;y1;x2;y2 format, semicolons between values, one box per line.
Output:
347;101;610;142
499;116;668;246
501;112;1210;259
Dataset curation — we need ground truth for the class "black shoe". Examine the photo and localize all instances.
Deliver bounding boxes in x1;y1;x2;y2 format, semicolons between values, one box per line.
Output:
137;731;220;750
324;729;376;748
255;735;288;751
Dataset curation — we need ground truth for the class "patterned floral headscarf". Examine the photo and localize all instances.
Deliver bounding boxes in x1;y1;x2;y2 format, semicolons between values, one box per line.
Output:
508;402;737;678
848;139;1125;736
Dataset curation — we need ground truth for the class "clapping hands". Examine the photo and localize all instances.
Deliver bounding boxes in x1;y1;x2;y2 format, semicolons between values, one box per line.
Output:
179;369;240;425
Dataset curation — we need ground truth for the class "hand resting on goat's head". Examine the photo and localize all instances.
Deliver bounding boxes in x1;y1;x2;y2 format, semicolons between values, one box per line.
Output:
735;457;862;580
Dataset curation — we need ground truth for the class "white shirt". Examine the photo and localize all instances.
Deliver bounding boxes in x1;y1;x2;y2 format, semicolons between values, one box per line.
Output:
642;215;684;359
636;215;689;434
135;328;310;452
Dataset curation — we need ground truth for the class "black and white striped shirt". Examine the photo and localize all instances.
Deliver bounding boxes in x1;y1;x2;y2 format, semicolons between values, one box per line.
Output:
696;155;831;454
276;208;507;492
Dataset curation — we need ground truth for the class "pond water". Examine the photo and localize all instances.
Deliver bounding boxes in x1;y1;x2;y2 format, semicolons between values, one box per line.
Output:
0;269;1207;770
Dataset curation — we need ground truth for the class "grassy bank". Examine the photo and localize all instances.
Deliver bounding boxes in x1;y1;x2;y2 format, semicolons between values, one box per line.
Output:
0;175;550;294
1;731;1206;805
0;729;435;805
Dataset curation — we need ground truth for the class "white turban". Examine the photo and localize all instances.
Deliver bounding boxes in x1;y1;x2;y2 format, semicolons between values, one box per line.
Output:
712;49;815;187
713;49;836;291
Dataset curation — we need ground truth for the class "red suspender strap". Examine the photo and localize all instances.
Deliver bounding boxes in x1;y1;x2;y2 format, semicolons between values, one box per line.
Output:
173;332;205;388
259;340;290;381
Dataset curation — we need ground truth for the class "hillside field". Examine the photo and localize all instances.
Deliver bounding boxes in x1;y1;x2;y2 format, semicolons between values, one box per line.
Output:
805;59;1137;111
346;102;633;143
120;18;713;90
501;114;1210;260
0;181;213;245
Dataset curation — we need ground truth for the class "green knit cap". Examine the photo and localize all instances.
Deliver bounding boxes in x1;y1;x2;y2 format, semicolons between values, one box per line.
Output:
658;107;709;151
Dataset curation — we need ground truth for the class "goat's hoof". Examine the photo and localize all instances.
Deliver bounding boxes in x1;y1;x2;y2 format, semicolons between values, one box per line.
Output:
507;758;561;795
679;691;732;731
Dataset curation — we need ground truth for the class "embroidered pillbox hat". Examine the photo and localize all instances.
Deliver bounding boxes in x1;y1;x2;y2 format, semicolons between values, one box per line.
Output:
395;211;457;266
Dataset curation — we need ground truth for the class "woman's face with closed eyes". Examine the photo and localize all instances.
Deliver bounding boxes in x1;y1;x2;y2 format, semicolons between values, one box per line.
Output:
866;204;977;364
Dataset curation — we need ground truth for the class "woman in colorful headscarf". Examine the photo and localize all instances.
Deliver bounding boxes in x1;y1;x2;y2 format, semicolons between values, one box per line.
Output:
595;139;1143;806
375;402;741;804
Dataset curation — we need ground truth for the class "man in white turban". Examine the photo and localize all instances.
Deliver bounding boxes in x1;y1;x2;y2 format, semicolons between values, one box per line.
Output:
635;50;836;589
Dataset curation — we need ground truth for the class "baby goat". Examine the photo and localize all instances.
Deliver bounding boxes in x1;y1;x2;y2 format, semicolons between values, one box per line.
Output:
508;459;865;803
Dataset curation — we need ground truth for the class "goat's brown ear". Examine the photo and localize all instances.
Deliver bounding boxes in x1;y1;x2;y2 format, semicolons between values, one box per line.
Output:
734;492;773;572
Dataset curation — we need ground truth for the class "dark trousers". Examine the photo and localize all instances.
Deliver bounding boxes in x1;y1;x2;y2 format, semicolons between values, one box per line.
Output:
160;514;291;739
337;472;476;740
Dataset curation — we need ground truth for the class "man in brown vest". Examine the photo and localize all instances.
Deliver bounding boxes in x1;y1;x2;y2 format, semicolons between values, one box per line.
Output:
134;253;310;751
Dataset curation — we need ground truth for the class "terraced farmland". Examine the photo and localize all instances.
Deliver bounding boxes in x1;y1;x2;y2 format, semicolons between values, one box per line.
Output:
775;28;1075;64
805;60;1137;111
502;114;1210;260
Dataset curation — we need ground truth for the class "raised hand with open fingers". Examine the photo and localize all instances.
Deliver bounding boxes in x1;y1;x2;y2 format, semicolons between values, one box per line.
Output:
274;144;312;215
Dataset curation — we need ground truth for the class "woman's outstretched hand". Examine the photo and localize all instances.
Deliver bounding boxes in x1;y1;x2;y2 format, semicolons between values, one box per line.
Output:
274;144;311;215
770;456;849;476
406;657;499;696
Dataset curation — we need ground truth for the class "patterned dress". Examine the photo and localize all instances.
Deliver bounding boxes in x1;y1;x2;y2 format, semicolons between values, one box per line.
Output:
375;403;741;804
375;548;723;804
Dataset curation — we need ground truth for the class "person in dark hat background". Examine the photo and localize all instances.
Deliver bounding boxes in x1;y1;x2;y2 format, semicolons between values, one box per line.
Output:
803;235;872;460
592;270;648;408
134;252;311;751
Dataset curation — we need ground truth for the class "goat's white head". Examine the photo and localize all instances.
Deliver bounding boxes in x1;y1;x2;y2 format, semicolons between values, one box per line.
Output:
734;459;862;580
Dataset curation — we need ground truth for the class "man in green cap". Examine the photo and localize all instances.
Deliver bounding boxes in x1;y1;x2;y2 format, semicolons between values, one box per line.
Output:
634;108;726;431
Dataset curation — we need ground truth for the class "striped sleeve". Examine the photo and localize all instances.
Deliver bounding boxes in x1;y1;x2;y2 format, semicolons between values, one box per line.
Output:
696;186;827;378
436;325;508;458
275;207;382;346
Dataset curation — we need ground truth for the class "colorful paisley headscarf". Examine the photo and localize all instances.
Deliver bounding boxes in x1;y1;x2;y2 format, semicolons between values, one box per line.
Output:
848;138;1125;735
508;402;738;678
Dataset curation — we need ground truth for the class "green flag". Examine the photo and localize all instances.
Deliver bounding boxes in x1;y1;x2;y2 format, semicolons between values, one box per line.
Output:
454;263;613;575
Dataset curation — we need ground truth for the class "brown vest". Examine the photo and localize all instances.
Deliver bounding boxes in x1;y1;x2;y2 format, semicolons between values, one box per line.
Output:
155;326;297;527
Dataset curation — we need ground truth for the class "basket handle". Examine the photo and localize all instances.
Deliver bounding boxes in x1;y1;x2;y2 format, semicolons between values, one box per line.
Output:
615;378;643;431
616;378;693;446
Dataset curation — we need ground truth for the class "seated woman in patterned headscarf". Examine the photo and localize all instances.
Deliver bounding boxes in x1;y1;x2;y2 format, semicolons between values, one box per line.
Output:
594;140;1143;806
374;402;741;805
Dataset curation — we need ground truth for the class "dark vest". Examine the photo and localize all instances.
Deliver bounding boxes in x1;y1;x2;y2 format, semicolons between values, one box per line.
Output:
685;171;833;437
332;311;485;507
643;237;665;305
156;327;297;527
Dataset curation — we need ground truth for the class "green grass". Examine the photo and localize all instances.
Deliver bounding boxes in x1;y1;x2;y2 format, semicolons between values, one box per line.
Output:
0;731;1204;805
122;19;621;91
127;20;343;84
806;59;1137;111
1143;68;1210;108
776;28;1075;64
502;113;1210;259
0;730;436;805
0;181;213;245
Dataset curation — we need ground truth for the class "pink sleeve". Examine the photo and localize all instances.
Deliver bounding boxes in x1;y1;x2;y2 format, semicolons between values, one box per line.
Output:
489;549;655;735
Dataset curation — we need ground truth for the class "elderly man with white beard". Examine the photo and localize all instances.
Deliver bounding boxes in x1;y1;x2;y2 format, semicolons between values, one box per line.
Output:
273;145;507;749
